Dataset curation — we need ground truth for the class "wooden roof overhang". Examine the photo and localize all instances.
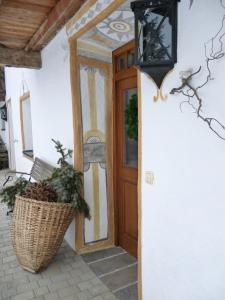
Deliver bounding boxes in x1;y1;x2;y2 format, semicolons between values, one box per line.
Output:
0;0;84;69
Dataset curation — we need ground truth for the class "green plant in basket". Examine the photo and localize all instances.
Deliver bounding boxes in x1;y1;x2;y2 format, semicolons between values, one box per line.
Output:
0;140;90;220
46;139;90;219
0;177;28;211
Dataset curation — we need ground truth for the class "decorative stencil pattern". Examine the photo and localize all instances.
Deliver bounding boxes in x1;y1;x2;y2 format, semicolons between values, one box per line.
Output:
79;63;108;244
83;136;106;172
78;1;134;52
70;0;134;61
67;0;114;37
96;10;134;43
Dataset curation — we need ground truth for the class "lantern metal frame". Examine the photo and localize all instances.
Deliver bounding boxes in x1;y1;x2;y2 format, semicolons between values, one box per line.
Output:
131;0;180;88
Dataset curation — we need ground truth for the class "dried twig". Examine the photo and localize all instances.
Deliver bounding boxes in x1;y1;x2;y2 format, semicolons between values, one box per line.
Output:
171;4;225;140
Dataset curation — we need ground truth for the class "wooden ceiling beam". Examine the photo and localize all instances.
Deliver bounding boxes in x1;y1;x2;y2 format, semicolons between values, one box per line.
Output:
25;0;82;51
0;45;41;69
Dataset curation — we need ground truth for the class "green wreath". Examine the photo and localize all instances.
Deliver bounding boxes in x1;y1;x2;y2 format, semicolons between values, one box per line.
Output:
125;93;138;141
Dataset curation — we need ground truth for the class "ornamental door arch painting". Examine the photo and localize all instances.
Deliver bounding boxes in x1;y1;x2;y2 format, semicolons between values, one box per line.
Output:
74;55;114;251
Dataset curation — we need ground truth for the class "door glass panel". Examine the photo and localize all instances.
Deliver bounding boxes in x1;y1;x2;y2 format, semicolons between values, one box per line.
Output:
117;55;126;72
127;51;135;68
124;88;138;168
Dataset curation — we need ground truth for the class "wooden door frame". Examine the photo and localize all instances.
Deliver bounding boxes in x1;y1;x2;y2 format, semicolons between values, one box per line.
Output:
68;1;143;299
112;40;137;247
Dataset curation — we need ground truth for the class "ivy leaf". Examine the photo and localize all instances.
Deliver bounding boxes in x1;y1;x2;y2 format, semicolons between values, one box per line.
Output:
125;94;138;141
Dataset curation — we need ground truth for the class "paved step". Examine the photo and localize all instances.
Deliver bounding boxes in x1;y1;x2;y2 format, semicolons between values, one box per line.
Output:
88;253;136;277
82;247;138;300
82;247;125;264
115;283;138;300
101;264;137;292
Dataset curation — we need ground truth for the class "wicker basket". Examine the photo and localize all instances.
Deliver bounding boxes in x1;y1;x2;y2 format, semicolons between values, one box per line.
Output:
11;195;75;273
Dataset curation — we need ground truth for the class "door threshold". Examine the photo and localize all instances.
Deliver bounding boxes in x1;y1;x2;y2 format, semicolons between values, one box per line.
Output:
81;246;138;300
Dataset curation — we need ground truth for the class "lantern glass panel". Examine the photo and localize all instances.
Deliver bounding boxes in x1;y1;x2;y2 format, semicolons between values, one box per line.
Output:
138;6;172;65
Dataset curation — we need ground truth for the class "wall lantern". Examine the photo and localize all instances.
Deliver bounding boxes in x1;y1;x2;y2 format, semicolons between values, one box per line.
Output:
131;0;180;88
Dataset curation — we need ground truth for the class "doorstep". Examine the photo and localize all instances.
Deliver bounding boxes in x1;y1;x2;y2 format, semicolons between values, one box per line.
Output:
82;247;138;300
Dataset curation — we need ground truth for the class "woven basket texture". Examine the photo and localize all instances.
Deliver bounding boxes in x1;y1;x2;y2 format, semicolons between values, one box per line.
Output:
11;196;75;273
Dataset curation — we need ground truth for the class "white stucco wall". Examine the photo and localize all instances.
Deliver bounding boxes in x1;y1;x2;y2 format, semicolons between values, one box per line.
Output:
4;28;75;250
142;1;225;299
4;0;225;298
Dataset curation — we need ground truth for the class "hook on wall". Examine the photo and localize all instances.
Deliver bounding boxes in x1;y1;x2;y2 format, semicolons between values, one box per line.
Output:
148;70;172;102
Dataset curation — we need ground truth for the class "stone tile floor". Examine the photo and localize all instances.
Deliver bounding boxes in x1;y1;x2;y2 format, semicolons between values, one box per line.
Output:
0;202;117;300
82;249;138;300
0;169;117;300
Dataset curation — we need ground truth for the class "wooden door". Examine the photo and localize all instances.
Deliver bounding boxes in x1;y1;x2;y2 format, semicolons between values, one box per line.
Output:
114;42;138;257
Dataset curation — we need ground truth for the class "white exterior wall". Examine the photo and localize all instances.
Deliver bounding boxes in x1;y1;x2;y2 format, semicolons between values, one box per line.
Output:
142;1;225;299
4;28;76;250
4;0;225;298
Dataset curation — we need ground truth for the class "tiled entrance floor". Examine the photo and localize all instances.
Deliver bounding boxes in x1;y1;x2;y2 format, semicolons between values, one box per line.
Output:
82;248;138;300
0;202;117;300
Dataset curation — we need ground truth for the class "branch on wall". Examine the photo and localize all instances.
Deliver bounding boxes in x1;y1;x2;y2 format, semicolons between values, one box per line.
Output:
170;5;225;140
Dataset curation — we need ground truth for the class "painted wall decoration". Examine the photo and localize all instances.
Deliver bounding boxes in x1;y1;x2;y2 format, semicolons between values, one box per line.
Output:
96;10;134;43
70;0;134;62
78;1;134;53
67;0;115;37
79;63;109;244
77;40;112;63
